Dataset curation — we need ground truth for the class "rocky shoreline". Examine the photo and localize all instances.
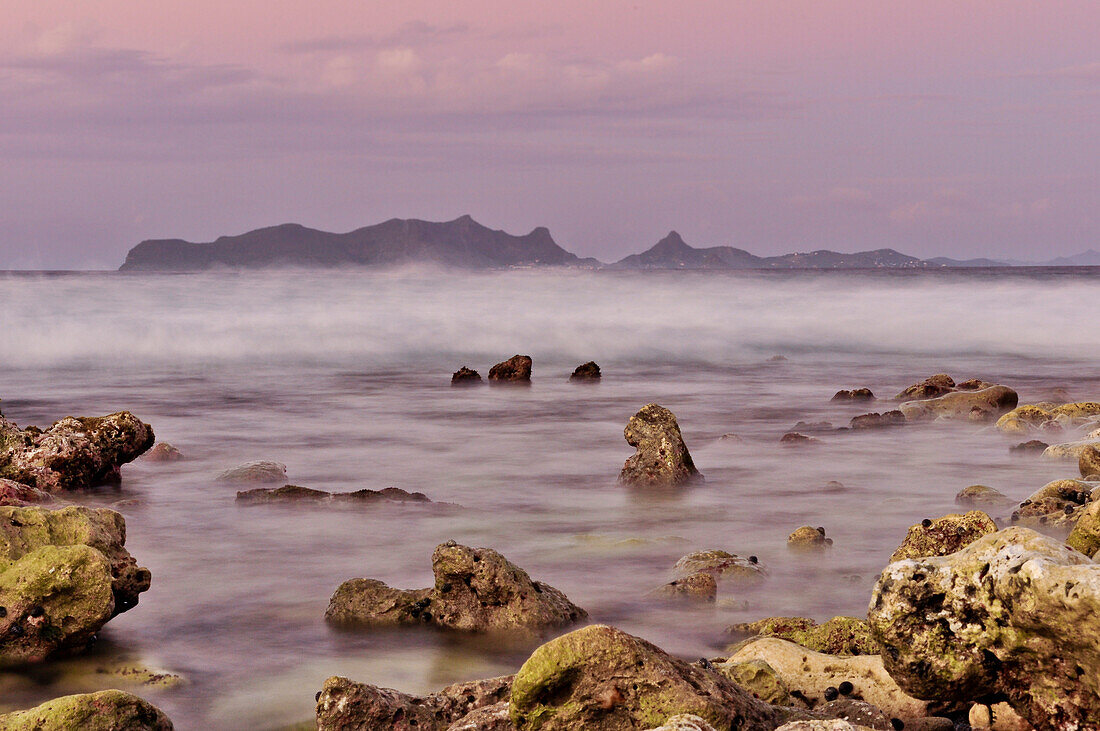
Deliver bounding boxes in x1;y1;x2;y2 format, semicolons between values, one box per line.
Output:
1;370;1099;729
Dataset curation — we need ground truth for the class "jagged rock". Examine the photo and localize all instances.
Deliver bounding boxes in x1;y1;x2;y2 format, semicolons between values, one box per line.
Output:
781;432;819;445
236;484;433;505
214;461;287;484
673;550;766;585
1010;478;1094;529
0;412;154;492
954;485;1013;509
0;505;150;665
315;674;513;731
848;411;905;430
724;638;934;719
898;386;1018;422
325;542;585;636
648;572;716;603
889;511;997;561
868;527;1100;729
645;715;718;731
508;624;781;730
451;367;483;386
726;616;877;656
894;374;956;401
0;689;173;730
1010;440;1049;455
619;404;701;487
569;362;601;381
0;479;56;507
142;443;183;462
488;355;532;383
1080;445;1100;478
787;526;832;551
832;389;875;402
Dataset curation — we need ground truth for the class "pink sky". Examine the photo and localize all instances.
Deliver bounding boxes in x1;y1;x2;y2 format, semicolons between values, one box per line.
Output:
2;1;1098;267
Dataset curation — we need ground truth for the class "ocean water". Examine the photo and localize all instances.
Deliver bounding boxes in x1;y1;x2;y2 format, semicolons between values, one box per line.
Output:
0;267;1098;729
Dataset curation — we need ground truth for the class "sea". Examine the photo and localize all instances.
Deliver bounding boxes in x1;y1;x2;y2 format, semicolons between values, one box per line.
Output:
1;267;1097;728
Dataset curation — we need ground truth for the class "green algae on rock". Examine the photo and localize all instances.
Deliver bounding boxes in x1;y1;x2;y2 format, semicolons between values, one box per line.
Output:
868;527;1100;729
1066;500;1100;556
726;616;877;656
509;624;781;730
325;541;585;636
619;404;702;487
888;511;997;562
715;658;790;705
0;689;173;730
0;412;154;492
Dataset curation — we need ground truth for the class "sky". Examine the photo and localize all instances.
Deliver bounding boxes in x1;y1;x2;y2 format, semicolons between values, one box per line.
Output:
1;1;1098;268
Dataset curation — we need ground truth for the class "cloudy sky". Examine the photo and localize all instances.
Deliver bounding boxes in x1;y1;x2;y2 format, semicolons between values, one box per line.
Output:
2;1;1098;268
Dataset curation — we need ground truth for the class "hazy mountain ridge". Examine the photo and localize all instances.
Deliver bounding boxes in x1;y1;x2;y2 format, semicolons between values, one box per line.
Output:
119;216;1099;271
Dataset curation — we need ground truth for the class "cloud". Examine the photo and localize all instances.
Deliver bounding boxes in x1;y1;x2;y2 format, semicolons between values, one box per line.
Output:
790;187;882;212
277;21;472;55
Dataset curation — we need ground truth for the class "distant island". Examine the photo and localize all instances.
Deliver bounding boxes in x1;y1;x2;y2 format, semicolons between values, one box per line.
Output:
118;215;1100;271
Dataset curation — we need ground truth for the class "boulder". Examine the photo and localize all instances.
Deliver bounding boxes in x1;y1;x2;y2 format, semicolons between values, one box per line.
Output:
141;443;182;462
724;638;934;719
954;485;1013;509
1066;500;1100;556
997;402;1100;434
451;366;483;386
0;479;56;507
888;511;997;561
236;485;433;505
0;412;154;492
898;386;1018;422
569;362;601;381
848;412;905;430
1042;440;1100;461
315;674;513;731
648;572;716;603
726;616;877;656
619;404;701;487
325;541;586;636
488;355;532;383
1080;445;1100;479
1009;440;1048;455
832;389;875;402
214;461;287;484
673;550;766;585
1010;478;1094;529
508;624;781;730
0;689;173;730
868;527;1100;728
787;526;833;552
780;432;820;445
894;374;956;401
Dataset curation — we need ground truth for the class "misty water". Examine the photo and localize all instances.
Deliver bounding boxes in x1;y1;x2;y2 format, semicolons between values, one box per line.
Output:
1;268;1098;729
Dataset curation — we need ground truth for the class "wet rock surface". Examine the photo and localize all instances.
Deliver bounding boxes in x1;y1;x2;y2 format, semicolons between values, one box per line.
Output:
648;572;717;603
1080;444;1100;478
0;480;56;507
0;689;173;730
954;485;1013;509
236;484;434;505
488;355;532;383
1009;440;1048;456
325;541;586;636
0;412;154;492
141;443;183;462
1010;478;1095;529
569;361;601;381
214;460;287;484
832;389;875;402
674;550;766;585
619;404;701;487
848;412;905;430
898;386;1018;422
869;527;1100;729
726;616;877;656
508;624;781;730
996;401;1100;434
888;511;997;561
451;366;483;386
788;526;833;551
894;374;957;401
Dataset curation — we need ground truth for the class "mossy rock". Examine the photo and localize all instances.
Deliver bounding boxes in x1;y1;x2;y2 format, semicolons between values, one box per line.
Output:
889;511;997;562
715;659;790;705
0;689;172;730
726;616;877;656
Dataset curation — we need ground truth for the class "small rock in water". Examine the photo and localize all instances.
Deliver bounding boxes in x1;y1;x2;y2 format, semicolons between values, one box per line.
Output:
768;355;788;362
895;373;957;400
450;366;483;386
648;572;717;604
780;432;820;445
142;442;183;462
236;484;433;505
889;511;997;561
487;354;532;383
849;411;906;430
832;388;875;401
898;385;1018;422
674;549;766;585
1009;439;1048;455
569;361;601;381
619;404;702;487
214;460;287;484
954;485;1012;509
718;433;744;443
787;525;833;551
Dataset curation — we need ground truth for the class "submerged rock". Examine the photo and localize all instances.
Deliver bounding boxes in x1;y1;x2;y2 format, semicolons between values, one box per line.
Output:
509;624;781;730
214;461;287;484
0;479;56;507
954;485;1013;509
868;527;1100;729
619;404;702;487
325;541;585;636
236;484;433;505
888;511;997;561
848;411;905;430
726;616;877;656
832;389;875;402
0;689;173;730
898;386;1018;422
141;443;183;462
1009;439;1049;456
0;412;154;492
0;505;151;665
673;550;766;585
787;526;832;552
648;572;716;603
488;355;532;383
315;674;513;731
569;361;601;381
780;432;820;445
451;367;483;386
1042;439;1100;461
894;374;956;401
